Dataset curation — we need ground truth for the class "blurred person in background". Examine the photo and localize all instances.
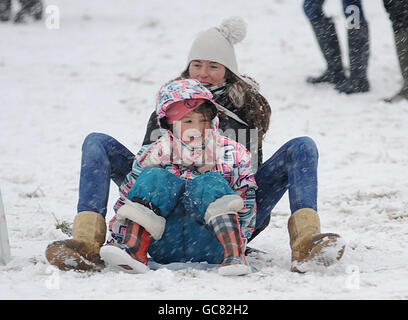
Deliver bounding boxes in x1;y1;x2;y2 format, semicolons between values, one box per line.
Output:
0;0;43;23
303;0;370;94
383;0;408;103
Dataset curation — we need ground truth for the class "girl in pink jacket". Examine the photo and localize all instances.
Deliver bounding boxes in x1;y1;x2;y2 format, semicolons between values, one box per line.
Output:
100;79;257;276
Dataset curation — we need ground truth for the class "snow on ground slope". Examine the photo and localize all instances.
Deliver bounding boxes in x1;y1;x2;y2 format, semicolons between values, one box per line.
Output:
0;0;407;299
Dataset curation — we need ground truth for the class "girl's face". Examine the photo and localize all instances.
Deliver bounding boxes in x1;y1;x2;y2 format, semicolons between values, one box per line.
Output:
188;60;226;88
172;111;211;146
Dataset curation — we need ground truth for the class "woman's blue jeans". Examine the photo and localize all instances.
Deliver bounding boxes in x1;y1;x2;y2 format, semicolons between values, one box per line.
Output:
254;136;318;231
77;133;319;237
303;0;366;22
77;133;134;217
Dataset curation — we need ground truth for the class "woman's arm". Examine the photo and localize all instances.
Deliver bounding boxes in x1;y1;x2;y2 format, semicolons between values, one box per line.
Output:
142;111;161;146
113;144;152;212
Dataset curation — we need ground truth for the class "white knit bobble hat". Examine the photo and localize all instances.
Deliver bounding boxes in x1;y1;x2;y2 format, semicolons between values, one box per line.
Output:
186;16;247;76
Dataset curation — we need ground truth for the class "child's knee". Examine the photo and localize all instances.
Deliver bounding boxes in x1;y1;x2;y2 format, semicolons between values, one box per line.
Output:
136;167;183;190
188;172;230;191
128;168;185;216
186;172;235;206
183;173;237;221
139;167;170;180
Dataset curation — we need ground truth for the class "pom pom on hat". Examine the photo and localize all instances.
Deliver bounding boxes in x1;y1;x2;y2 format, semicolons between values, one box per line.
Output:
187;16;248;75
218;16;247;45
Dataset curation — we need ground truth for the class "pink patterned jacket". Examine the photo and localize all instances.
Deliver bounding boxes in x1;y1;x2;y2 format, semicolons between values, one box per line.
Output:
114;131;258;240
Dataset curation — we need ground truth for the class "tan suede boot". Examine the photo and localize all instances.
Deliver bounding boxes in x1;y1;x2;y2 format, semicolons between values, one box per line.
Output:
45;211;106;271
288;208;345;273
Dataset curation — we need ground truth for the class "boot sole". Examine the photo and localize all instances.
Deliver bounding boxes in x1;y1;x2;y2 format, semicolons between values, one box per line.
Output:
218;263;252;276
291;235;346;273
45;243;102;271
100;245;149;274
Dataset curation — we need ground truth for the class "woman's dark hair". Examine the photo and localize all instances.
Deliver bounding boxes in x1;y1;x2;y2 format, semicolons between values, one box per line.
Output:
179;66;271;141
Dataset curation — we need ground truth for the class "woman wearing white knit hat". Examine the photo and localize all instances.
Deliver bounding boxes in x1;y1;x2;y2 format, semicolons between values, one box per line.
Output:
187;17;247;78
45;17;345;274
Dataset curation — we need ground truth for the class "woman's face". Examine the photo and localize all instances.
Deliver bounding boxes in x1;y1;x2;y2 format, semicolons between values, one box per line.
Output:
172;111;211;146
188;60;226;88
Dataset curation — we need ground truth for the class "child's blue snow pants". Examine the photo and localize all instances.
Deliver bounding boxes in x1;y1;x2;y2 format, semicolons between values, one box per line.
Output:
125;167;237;264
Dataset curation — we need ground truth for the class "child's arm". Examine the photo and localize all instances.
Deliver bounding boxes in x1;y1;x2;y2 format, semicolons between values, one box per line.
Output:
114;135;177;215
233;146;258;241
113;144;152;213
114;136;172;212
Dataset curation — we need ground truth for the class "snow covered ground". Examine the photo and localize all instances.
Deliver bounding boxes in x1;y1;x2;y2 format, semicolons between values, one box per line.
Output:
1;0;408;300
